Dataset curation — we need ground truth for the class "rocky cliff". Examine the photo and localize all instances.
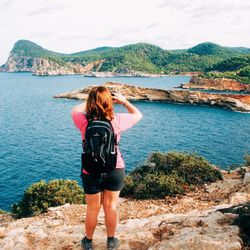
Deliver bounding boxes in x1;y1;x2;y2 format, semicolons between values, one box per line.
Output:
2;55;105;76
34;58;105;76
0;168;249;249
2;55;37;72
180;76;250;92
54;82;250;112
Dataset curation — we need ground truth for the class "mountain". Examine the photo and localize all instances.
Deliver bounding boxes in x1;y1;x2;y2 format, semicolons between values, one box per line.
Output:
2;39;250;78
10;39;67;58
187;42;235;56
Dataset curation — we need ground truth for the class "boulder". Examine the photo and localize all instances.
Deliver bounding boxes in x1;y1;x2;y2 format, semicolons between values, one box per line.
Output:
243;172;250;185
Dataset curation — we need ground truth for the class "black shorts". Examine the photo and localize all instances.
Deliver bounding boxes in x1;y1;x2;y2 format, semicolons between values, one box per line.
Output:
81;168;125;194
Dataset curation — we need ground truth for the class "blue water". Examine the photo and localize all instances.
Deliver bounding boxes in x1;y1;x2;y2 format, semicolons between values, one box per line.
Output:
0;73;250;211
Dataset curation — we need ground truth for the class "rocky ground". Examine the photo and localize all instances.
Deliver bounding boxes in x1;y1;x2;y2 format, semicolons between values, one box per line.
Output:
0;168;249;250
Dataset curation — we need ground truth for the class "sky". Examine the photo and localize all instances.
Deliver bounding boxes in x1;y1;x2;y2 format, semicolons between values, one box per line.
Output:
0;0;250;65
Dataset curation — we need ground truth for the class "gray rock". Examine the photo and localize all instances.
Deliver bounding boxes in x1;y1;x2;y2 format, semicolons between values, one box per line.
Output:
243;172;250;185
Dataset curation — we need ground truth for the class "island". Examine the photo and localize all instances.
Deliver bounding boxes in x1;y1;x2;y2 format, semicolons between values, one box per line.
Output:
54;82;250;112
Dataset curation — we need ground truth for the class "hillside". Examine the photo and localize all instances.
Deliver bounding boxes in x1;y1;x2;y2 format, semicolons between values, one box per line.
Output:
203;55;250;84
2;40;250;76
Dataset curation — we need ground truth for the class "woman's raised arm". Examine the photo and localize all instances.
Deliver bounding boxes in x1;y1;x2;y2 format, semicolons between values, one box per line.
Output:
112;93;142;123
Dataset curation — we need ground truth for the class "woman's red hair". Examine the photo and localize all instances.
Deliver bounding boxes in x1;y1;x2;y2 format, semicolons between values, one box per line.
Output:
86;86;114;121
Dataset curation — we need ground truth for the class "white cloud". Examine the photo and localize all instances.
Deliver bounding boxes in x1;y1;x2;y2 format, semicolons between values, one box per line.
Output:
0;0;18;8
26;3;67;16
0;0;250;65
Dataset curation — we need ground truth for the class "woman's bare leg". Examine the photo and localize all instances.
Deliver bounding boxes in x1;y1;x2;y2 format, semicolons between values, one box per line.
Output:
85;193;101;239
103;190;120;237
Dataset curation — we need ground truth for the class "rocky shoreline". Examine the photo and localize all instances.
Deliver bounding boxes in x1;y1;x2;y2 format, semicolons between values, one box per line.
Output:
54;82;250;112
179;76;250;93
0;168;249;249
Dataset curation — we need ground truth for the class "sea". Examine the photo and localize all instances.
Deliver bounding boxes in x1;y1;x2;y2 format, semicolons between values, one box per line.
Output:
0;72;250;210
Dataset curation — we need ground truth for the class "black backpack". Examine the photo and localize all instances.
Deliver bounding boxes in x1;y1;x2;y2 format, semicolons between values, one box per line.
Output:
81;119;117;176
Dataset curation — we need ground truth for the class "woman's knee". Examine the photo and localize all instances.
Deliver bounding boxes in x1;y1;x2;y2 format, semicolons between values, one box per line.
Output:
85;193;101;213
103;190;120;211
103;201;117;212
87;203;101;213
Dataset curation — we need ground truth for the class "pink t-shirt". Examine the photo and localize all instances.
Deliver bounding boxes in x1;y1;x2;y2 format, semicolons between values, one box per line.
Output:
71;111;137;174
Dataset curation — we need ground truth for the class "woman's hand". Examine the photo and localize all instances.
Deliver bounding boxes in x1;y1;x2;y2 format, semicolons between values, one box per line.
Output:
113;92;142;123
112;93;127;105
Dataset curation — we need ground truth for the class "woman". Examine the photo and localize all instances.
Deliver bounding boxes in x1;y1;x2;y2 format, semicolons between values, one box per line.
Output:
71;86;142;250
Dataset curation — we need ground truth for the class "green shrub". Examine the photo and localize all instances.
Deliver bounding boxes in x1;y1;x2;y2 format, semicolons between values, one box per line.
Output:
121;176;135;196
121;151;222;199
134;173;185;199
12;179;84;218
133;152;222;185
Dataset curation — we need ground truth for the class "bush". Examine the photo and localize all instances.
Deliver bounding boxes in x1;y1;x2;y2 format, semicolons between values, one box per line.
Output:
12;179;84;218
121;151;222;199
132;173;185;199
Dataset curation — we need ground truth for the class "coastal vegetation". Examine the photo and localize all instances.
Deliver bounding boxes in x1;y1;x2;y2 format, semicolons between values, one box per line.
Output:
10;152;223;218
3;40;250;82
11;179;84;218
10;153;249;219
121;152;222;199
